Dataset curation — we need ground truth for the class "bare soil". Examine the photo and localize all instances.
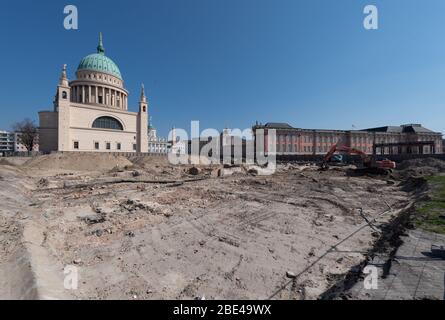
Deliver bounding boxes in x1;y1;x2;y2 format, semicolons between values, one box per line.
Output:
0;154;441;300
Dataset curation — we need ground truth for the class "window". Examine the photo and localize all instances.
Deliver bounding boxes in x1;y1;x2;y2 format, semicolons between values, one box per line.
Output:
98;96;103;104
143;106;146;112
106;142;111;150
94;142;99;150
117;143;121;150
73;141;79;149
133;144;137;151
92;116;123;130
62;91;67;99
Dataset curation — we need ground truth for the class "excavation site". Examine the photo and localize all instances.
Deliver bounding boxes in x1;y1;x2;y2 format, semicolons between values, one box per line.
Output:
0;153;444;300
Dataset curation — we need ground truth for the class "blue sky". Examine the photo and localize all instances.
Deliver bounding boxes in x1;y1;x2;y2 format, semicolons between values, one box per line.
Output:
1;0;445;137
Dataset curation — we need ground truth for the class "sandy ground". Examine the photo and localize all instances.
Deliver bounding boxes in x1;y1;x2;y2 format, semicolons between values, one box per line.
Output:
0;154;438;300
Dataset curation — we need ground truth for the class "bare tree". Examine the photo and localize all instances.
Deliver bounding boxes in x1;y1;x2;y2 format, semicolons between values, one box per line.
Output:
12;118;38;152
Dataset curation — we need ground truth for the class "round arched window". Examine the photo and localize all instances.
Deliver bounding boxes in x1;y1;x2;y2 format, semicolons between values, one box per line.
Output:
92;116;123;130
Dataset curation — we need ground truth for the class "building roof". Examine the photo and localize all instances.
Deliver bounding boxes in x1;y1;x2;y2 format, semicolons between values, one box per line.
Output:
362;124;435;134
77;33;122;80
263;122;294;129
401;124;435;133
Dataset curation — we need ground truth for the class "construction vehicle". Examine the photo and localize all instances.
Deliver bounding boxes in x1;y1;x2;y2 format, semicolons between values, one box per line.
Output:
321;144;396;175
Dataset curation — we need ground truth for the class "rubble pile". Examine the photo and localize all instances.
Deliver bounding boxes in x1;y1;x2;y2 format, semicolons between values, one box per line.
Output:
396;157;445;178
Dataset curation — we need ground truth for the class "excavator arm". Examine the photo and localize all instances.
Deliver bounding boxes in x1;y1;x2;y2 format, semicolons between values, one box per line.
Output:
322;143;395;174
323;144;371;164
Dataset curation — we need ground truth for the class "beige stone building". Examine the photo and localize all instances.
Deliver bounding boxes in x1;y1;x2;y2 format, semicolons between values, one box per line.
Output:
39;33;148;154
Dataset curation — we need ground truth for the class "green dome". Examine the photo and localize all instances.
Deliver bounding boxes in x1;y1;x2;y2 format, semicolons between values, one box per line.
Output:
76;33;122;80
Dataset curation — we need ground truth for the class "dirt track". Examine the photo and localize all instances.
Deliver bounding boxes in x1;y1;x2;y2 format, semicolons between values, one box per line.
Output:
0;154;431;300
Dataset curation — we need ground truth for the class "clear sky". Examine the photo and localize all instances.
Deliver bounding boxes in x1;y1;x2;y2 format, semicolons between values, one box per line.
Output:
1;0;445;137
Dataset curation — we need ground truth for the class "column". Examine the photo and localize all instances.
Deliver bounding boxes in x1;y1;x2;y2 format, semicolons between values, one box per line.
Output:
88;86;92;104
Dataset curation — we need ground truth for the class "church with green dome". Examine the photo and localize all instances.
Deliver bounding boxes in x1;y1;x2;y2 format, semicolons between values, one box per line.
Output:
38;33;149;153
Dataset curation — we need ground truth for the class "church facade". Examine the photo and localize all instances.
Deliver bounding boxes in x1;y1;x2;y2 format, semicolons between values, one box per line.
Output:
39;33;148;154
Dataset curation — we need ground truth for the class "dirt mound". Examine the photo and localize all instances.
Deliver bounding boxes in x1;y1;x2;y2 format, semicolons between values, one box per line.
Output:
24;153;133;172
399;176;429;194
0;158;14;166
128;155;169;168
398;158;445;171
396;158;445;178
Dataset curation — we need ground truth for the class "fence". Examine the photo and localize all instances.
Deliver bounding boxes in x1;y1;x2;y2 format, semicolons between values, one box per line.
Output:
0;151;42;157
56;151;168;158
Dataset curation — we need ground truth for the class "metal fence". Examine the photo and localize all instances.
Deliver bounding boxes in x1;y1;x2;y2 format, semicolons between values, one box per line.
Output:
0;151;42;157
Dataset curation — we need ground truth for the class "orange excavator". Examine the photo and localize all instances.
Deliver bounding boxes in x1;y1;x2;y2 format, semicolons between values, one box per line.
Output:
321;144;396;175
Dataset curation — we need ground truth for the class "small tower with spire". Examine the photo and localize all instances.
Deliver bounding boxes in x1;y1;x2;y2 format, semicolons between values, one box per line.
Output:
137;83;149;153
54;64;71;109
59;64;69;87
55;64;71;151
